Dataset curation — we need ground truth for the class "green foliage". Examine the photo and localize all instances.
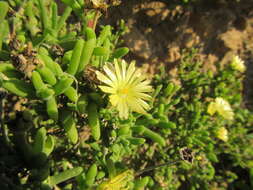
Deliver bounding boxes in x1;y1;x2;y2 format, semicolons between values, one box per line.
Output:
0;1;252;190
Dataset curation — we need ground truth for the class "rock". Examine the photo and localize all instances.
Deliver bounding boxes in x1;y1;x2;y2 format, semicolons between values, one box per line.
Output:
219;29;244;51
124;27;152;60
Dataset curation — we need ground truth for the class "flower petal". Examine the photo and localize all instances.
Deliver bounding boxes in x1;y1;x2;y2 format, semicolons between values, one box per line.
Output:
125;61;136;83
117;98;129;119
99;85;116;94
103;63;117;82
136;98;150;110
114;59;123;84
121;59;127;80
134;92;153;100
127;97;147;114
96;71;115;87
207;102;216;115
132;85;153;93
109;94;120;106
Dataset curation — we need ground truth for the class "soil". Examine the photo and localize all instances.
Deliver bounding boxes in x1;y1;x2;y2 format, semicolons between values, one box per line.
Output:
102;0;253;108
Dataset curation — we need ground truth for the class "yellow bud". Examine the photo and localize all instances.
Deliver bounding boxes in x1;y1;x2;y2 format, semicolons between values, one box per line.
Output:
231;55;246;73
217;127;228;142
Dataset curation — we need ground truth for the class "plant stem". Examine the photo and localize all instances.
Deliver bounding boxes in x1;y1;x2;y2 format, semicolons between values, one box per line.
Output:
0;92;12;148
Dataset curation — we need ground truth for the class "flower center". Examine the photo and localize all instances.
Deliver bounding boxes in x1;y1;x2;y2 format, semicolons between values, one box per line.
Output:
118;88;129;94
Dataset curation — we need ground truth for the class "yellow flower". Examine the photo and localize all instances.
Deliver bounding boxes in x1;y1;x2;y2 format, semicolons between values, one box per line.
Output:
231;55;246;72
216;127;228;142
207;97;234;120
97;170;134;190
96;59;153;119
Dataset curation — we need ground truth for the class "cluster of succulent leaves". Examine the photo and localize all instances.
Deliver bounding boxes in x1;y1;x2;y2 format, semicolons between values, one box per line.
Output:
0;0;253;190
147;49;253;190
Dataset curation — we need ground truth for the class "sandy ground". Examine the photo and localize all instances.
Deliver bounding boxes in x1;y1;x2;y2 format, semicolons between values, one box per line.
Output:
102;0;253;108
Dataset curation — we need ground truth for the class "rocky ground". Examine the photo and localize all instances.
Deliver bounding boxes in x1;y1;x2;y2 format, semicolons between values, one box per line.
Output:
102;0;253;109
